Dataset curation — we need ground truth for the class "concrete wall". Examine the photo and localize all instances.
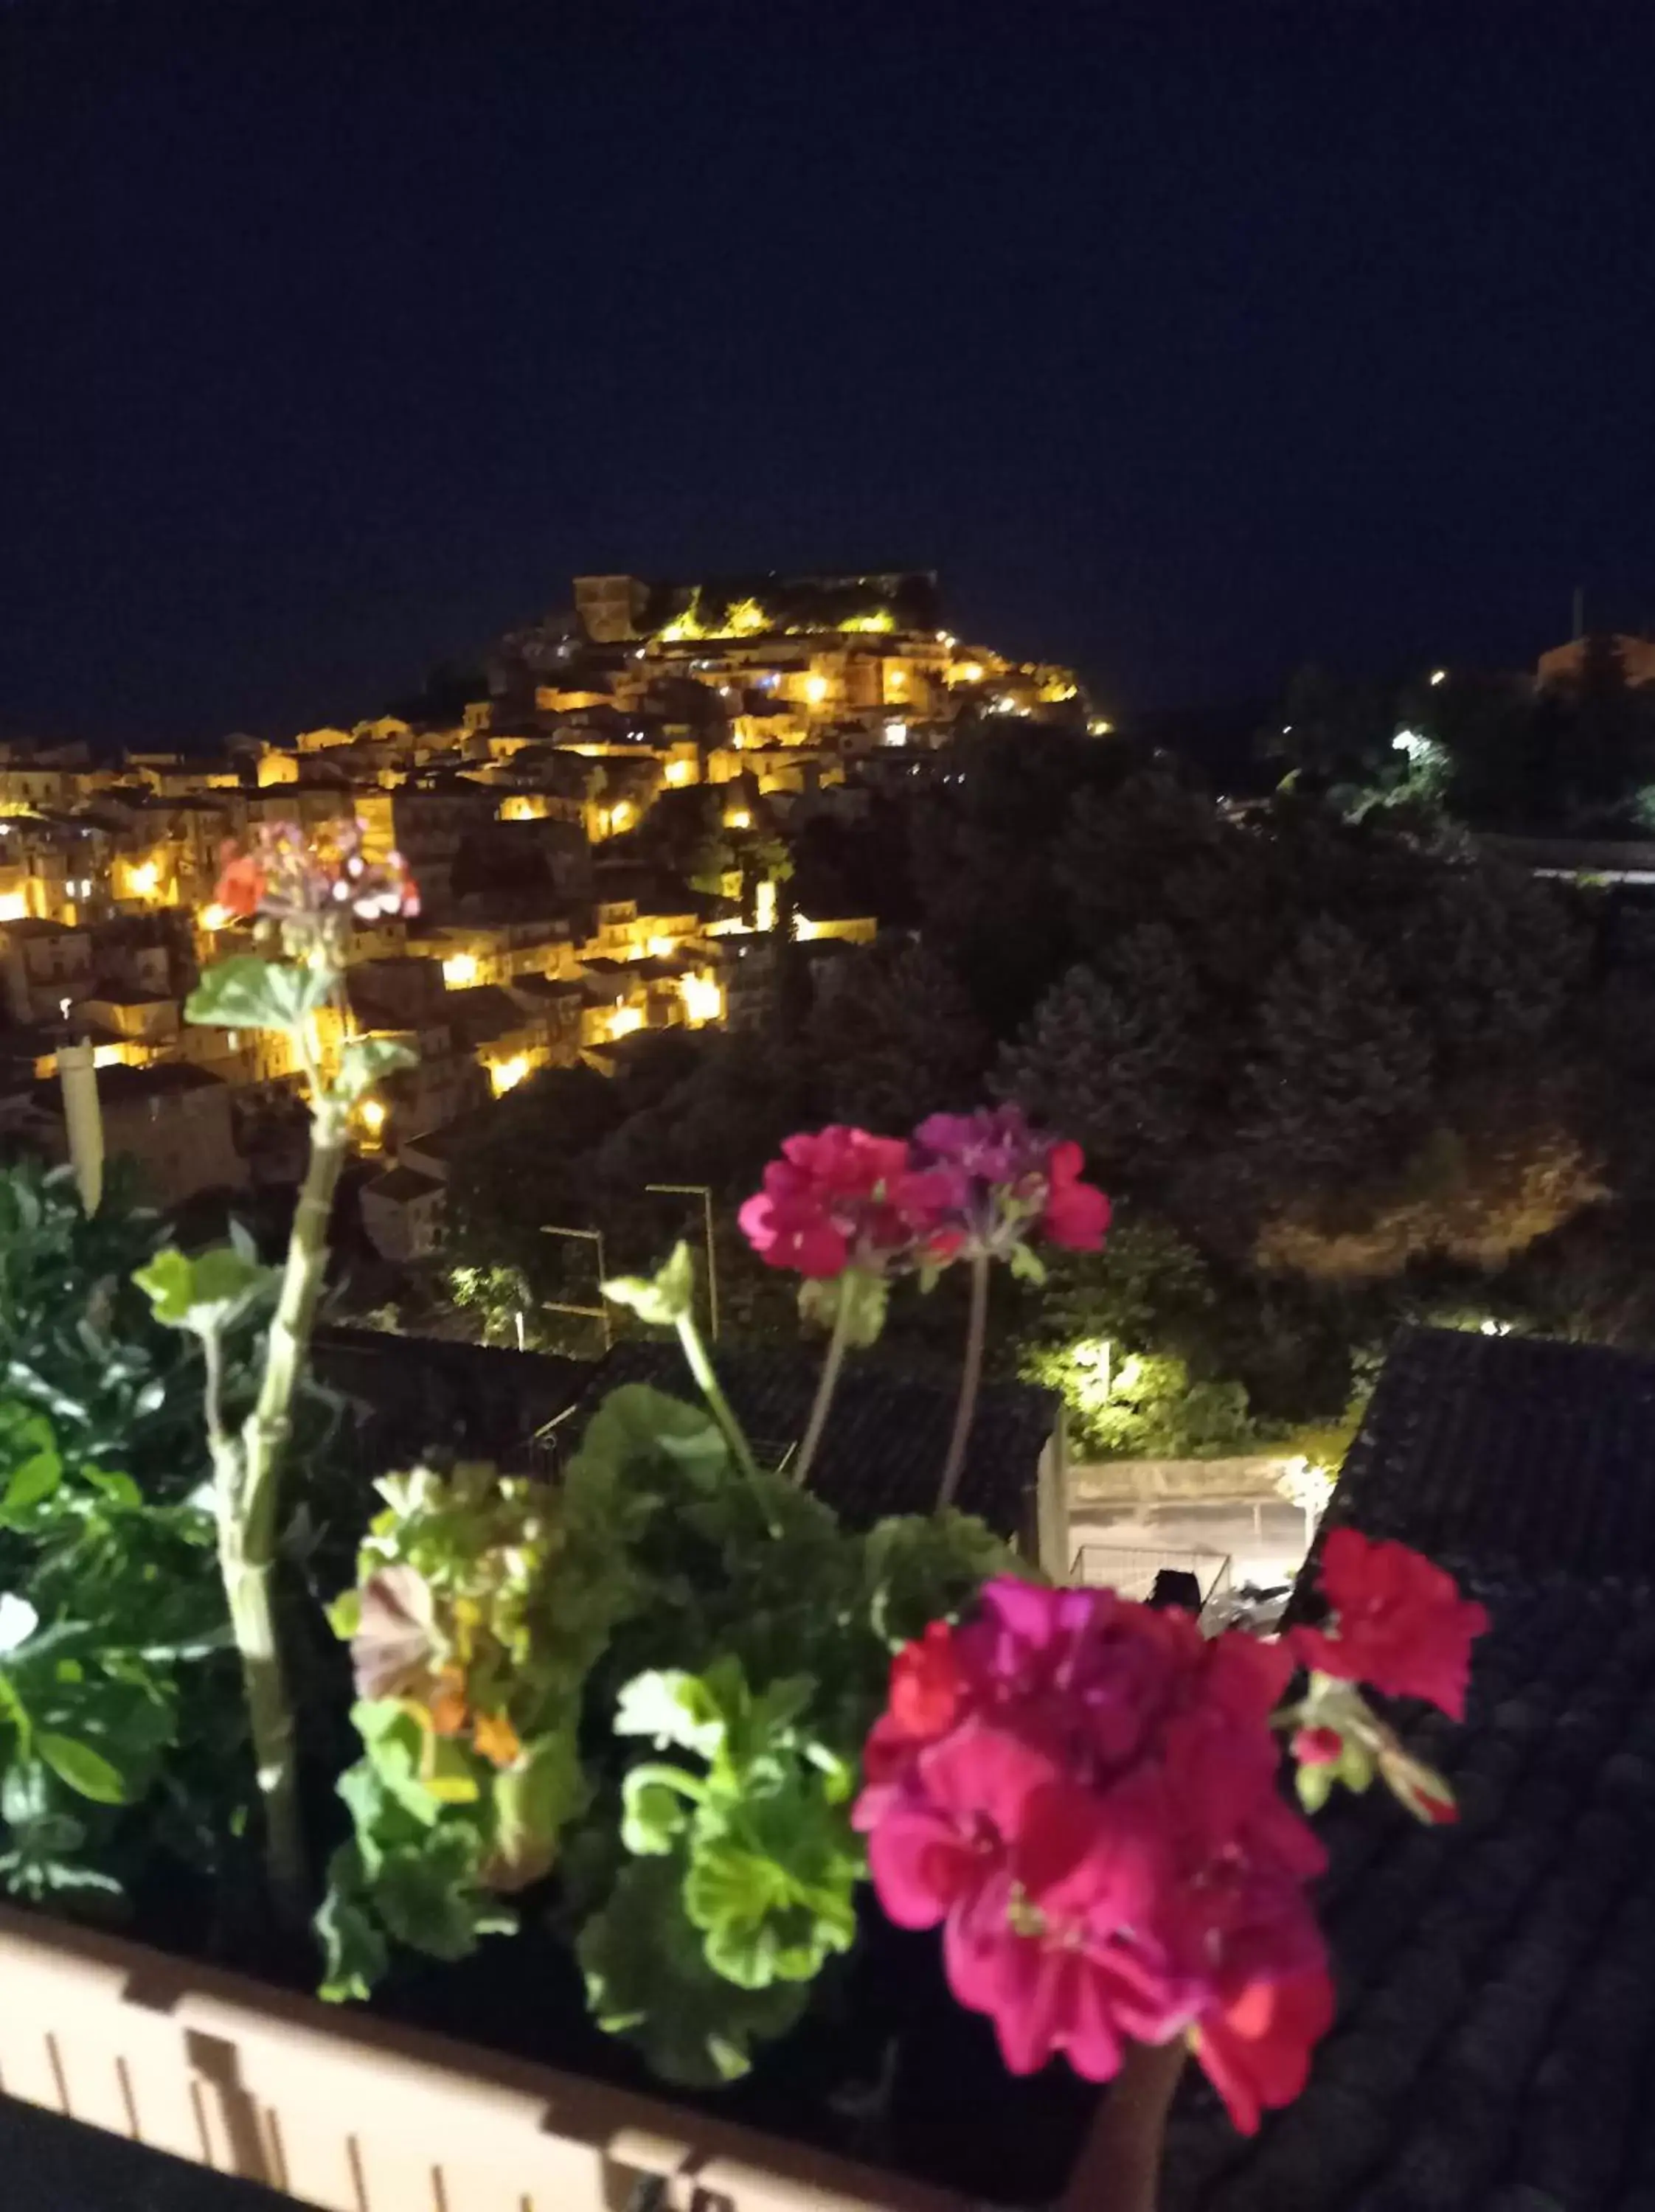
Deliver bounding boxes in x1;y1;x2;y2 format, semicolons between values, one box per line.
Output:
1069;1453;1291;1509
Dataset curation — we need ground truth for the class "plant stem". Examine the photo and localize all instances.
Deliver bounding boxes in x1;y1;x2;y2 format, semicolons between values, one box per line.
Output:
674;1310;765;1495
937;1252;990;1512
225;1013;346;1925
792;1271;853;1490
1058;2034;1185;2212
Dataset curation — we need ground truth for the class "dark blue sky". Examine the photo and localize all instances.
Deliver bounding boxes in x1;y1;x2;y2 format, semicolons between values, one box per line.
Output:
4;0;1655;746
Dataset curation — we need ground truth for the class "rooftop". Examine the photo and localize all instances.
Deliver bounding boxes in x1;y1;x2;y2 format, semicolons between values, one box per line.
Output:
1165;1326;1655;2212
575;1338;1056;1537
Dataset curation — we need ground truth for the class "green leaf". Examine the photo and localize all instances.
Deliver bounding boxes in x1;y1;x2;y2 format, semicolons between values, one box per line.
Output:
620;1766;696;1856
372;1823;516;1961
1007;1240;1048;1286
316;1852;392;2004
798;1267;889;1350
353;1702;444;1826
603;1242;696;1328
862;1510;1016;1649
186;956;333;1033
132;1245;274;1336
37;1733;127;1805
578;1855;809;2087
488;1728;588;1890
1;1441;62;1518
1295;1759;1336;1814
333;1035;417;1105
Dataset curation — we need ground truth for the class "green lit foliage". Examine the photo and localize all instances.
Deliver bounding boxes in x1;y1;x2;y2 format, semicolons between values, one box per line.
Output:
0;1400;235;1902
579;1658;861;2086
0;1161;213;1494
1021;1341;1259;1461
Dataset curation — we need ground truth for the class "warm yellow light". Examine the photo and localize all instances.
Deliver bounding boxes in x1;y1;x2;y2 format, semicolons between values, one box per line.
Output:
805;675;828;704
200;902;232;931
1430;668;1448;686
499;793;547;822
609;801;635;833
489;1054;531;1096
839;609;894;633
0;892;27;923
1087;715;1114;737
659;592;707;644
724;806;751;830
957;662;984;684
679;971;723;1024
887;667;906;693
442;953;479;989
722;597;768;636
125;860;161;899
665;758;695;786
92;1044;125;1069
647;933;676;959
795;917;821;942
754;878;777;933
608;1005;644;1040
359;1098;388;1136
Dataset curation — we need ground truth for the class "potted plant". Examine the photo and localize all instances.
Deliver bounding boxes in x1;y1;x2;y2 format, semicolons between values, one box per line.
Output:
0;826;1488;2212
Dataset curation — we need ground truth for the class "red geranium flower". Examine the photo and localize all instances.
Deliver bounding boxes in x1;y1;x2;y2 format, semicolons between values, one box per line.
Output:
1290;1528;1489;1719
1192;1968;1335;2135
214;844;267;919
1041;1139;1112;1251
738;1125;931;1278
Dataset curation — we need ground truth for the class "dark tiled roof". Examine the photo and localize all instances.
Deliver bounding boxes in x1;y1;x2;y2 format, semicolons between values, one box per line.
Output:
310;1325;587;1475
1165;1570;1655;2212
1166;1328;1655;2212
1320;1327;1655;1581
580;1338;1055;1539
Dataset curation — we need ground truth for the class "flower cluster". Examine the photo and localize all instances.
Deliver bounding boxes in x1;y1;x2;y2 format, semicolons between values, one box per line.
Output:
1288;1528;1488;1720
738;1126;948;1279
910;1106;1111;1263
858;1541;1488;2132
738;1107;1109;1283
212;818;420;937
857;1579;1330;2132
1275;1528;1490;1826
333;1466;563;1787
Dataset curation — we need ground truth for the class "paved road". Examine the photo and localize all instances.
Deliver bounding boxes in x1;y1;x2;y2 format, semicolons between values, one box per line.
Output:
0;2098;280;2210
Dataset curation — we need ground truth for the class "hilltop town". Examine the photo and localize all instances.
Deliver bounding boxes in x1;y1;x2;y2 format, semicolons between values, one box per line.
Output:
0;571;1093;1254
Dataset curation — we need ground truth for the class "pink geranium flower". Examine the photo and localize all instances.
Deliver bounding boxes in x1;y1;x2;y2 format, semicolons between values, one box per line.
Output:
1290;1528;1490;1719
858;1579;1334;2132
737;1125;921;1278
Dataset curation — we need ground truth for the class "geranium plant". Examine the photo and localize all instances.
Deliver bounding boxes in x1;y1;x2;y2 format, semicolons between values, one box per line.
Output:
739;1107;1110;1499
1;939;1485;2202
135;821;420;1919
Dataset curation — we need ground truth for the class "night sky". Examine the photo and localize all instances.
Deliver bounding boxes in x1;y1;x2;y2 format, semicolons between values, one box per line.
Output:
5;0;1655;748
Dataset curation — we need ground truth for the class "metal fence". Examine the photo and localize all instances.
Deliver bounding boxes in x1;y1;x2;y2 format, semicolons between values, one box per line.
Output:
1069;1542;1234;1607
